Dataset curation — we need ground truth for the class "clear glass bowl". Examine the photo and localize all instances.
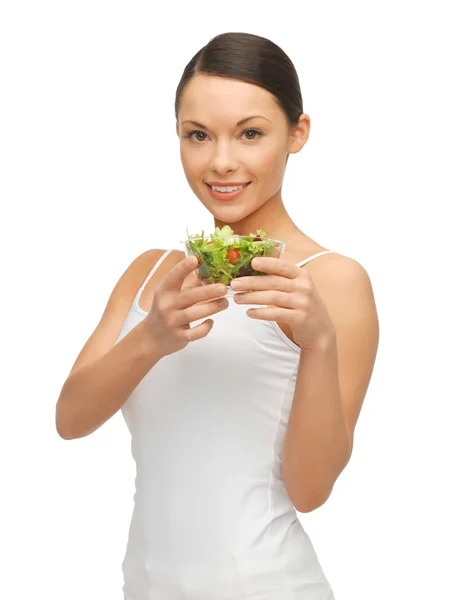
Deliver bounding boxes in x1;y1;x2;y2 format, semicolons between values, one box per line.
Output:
184;235;286;298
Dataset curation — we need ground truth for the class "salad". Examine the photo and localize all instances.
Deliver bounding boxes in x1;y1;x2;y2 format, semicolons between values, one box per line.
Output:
181;225;284;285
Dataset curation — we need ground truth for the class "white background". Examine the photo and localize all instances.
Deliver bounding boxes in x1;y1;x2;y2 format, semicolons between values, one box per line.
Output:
1;1;457;598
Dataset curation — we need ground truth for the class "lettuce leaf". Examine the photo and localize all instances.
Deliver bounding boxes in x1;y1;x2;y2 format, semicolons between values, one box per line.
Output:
180;226;282;285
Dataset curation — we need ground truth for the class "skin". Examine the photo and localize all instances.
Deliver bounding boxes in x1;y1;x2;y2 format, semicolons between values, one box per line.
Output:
173;75;379;510
175;73;327;262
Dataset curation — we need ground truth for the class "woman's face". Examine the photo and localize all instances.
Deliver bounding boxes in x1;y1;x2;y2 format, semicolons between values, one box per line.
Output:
176;74;308;220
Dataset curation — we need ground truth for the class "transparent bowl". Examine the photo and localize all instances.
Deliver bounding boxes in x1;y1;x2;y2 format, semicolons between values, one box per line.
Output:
184;235;286;298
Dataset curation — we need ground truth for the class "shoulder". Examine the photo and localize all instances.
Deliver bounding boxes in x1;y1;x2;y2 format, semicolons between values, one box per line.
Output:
135;248;180;272
312;252;379;358
305;252;378;339
307;251;374;292
129;247;183;291
130;248;166;277
121;248;172;296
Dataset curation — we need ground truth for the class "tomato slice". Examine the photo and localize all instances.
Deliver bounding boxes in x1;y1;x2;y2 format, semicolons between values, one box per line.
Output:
226;248;241;264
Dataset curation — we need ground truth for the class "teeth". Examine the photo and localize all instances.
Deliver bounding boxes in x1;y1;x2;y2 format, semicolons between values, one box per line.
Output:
211;184;245;192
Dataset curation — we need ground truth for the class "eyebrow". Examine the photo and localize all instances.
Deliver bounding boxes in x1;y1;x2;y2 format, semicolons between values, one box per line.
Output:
181;116;271;128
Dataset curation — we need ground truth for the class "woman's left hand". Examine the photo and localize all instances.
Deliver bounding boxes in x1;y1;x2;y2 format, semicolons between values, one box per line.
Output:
231;256;336;351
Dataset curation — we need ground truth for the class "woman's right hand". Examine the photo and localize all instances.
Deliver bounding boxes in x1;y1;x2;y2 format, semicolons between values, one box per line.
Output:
143;255;229;356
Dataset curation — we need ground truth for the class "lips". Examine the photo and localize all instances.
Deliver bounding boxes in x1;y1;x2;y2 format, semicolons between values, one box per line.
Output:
206;181;251;187
205;181;251;201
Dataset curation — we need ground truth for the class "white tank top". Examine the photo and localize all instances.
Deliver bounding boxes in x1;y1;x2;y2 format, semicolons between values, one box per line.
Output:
115;248;336;600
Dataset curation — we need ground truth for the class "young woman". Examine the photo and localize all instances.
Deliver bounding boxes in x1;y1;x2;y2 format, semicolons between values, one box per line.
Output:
56;32;379;600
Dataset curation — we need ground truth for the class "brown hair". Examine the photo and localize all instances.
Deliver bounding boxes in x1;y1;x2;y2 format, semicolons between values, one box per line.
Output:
175;32;304;126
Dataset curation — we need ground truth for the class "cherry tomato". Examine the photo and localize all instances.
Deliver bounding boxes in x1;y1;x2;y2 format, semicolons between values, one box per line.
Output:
226;248;241;264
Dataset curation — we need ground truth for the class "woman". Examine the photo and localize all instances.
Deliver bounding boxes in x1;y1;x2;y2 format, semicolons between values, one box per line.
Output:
56;32;379;600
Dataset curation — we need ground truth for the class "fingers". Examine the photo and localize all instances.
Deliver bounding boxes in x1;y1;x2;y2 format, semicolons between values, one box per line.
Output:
160;255;227;308
182;269;202;291
178;280;227;309
162;255;199;292
184;318;215;342
175;296;229;328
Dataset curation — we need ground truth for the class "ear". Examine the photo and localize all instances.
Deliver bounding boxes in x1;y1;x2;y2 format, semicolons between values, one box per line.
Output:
288;114;310;154
176;121;179;136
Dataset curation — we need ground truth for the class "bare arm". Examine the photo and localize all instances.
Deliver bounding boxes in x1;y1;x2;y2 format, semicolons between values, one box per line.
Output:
55;251;228;440
55;321;164;440
282;259;379;512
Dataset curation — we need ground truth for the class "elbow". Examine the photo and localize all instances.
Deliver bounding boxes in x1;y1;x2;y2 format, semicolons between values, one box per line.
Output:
56;417;73;441
55;400;75;440
56;425;73;440
55;401;99;440
294;487;333;514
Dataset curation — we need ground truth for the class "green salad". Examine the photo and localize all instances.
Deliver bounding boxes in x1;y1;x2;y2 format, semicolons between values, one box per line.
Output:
181;225;283;285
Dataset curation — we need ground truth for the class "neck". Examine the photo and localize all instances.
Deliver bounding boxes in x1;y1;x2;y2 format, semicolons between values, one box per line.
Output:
213;189;303;244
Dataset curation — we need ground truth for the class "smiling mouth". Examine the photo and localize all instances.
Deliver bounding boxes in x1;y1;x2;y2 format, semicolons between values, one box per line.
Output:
205;182;251;192
205;181;252;201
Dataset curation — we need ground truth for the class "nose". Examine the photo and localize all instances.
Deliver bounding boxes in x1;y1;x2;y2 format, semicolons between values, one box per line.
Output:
210;140;239;174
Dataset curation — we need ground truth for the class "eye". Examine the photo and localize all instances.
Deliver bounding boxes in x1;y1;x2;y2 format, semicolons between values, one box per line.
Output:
183;130;208;142
241;129;262;140
181;128;262;142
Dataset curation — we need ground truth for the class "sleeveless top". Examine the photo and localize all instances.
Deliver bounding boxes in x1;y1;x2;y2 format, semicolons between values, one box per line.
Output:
115;248;337;600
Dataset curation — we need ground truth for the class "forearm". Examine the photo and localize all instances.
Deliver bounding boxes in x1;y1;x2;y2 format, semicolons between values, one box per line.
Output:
56;321;164;440
282;334;351;511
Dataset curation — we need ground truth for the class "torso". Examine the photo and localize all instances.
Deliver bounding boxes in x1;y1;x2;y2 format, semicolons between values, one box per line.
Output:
136;242;345;346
